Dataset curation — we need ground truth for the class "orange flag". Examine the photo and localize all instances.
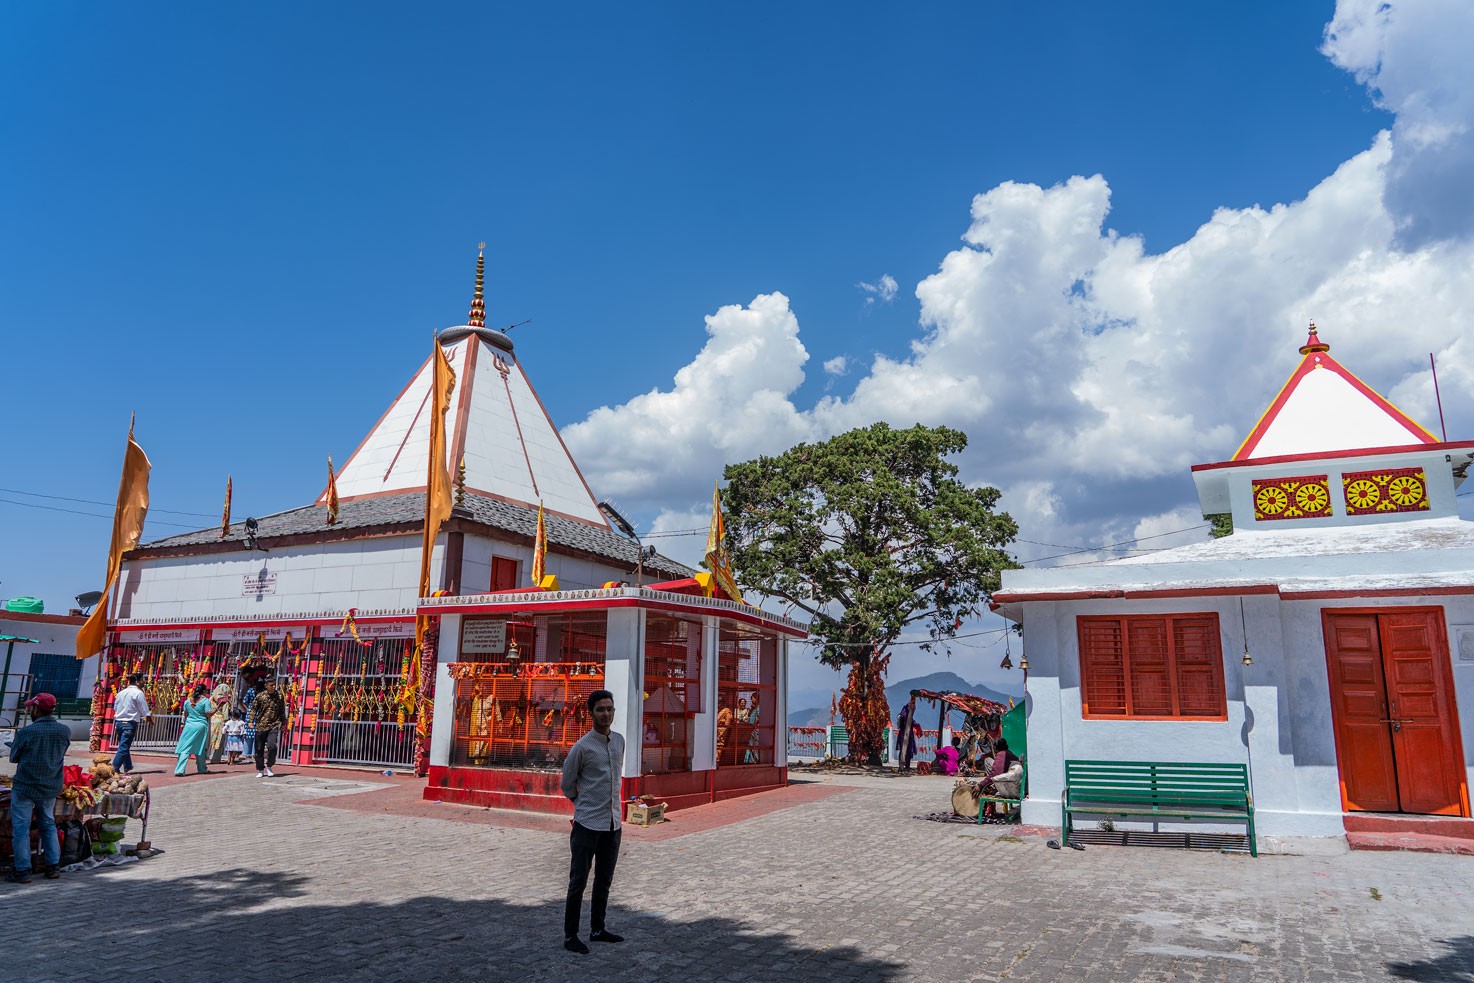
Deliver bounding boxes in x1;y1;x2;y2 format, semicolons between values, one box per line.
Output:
76;418;152;659
219;475;232;539
415;338;457;645
705;483;744;604
326;454;340;525
532;502;547;585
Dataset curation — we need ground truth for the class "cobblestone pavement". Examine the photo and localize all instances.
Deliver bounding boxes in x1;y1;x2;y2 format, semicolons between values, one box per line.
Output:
3;755;1472;982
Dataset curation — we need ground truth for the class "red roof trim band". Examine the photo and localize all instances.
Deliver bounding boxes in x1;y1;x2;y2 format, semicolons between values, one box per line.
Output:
1192;440;1474;473
991;583;1474;605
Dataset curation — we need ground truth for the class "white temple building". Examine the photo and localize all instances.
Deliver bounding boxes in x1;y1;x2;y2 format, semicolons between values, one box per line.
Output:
994;326;1474;850
99;251;804;812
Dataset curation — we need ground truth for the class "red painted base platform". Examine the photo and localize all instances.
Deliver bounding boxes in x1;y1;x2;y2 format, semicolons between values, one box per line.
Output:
424;764;788;815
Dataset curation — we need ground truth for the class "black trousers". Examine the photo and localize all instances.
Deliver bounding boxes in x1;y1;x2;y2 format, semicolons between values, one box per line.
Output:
254;727;279;772
564;821;621;938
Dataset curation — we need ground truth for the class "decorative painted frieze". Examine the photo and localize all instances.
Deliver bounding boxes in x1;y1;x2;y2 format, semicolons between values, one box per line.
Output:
1252;474;1333;521
1341;467;1430;515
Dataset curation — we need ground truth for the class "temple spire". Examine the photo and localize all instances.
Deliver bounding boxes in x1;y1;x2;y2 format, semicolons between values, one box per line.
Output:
468;242;486;328
1299;320;1330;355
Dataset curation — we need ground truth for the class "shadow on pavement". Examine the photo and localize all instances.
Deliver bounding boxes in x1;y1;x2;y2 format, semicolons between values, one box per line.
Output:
1386;936;1474;981
4;867;904;982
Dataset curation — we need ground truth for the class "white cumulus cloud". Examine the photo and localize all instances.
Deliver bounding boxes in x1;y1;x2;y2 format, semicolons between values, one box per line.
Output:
822;356;849;376
564;0;1474;577
1323;0;1474;245
858;273;899;305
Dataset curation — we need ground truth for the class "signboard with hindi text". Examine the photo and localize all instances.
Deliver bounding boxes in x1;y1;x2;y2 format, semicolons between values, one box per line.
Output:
241;572;278;597
460;618;507;655
214;626;307;642
116;628;203;643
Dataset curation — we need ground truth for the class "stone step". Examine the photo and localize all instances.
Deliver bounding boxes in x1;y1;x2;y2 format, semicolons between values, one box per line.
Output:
1343;812;1474;840
1347;831;1474;856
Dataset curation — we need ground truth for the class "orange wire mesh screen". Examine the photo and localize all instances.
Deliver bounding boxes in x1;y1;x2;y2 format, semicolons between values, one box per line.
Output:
450;612;608;770
641;612;702;774
716;624;777;767
1078;614;1227;720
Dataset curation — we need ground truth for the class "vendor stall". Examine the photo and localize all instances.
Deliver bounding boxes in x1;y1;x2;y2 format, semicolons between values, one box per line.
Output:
2;759;153;875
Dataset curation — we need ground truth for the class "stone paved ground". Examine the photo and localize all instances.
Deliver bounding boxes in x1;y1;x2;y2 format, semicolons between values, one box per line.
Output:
3;754;1473;982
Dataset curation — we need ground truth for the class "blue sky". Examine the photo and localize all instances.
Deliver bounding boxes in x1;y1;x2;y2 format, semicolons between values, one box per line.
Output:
5;2;1471;703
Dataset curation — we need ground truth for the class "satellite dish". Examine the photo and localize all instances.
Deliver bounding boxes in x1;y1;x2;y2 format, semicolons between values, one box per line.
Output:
75;590;104;614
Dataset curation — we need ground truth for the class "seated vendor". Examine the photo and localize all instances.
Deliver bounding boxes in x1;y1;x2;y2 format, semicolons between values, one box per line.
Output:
980;738;1024;811
934;736;961;777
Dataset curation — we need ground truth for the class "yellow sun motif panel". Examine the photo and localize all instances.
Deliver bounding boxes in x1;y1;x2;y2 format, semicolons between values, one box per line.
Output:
1342;467;1430;515
1252;475;1332;522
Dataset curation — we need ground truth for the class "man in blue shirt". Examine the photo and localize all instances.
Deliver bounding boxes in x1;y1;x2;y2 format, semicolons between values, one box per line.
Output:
8;692;71;884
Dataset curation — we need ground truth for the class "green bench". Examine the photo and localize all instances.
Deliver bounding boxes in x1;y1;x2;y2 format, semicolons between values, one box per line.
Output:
1062;760;1256;856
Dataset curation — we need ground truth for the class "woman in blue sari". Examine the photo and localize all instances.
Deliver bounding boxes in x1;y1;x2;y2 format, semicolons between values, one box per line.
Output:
174;684;223;776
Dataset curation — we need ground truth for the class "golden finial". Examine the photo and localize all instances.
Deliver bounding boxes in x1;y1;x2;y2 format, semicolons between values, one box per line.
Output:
455;455;467;506
468;245;486;328
1299;320;1330;355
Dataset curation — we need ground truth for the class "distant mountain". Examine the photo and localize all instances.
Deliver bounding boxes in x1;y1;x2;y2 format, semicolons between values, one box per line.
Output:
788;671;1019;728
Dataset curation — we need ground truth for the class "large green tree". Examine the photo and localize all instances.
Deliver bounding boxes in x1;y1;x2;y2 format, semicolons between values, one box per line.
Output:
723;423;1018;764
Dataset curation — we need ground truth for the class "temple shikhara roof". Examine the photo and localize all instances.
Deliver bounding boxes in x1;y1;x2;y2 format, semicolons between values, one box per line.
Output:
1230;324;1440;462
136;248;689;580
324;250;608;526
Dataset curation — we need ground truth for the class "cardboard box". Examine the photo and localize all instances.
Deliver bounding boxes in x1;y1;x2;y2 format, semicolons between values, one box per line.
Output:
625;801;668;826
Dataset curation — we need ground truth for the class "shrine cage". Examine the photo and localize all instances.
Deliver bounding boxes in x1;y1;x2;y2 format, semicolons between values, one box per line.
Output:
422;581;808;814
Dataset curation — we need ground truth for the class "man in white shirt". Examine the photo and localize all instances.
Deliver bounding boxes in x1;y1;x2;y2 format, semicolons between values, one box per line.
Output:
559;689;625;954
110;674;152;775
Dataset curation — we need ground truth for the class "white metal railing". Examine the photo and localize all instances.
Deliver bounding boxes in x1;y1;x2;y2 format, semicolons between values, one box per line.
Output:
312;718;416;768
128;713;184;751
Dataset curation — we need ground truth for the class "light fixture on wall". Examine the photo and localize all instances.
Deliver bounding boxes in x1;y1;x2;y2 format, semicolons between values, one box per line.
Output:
1239;598;1253;666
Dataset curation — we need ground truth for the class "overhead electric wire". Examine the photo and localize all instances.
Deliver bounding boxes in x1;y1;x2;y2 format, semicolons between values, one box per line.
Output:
1014;523;1211;563
0;496;199;529
0;485;218;519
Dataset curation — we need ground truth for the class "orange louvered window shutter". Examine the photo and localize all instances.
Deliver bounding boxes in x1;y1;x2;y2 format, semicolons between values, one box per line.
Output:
1171;615;1227;718
1078;613;1226;720
1079;617;1127;716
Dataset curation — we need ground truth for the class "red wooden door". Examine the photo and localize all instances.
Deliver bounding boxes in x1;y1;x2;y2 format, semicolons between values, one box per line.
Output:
1379;612;1466;816
1324;613;1400;812
1324;609;1468;816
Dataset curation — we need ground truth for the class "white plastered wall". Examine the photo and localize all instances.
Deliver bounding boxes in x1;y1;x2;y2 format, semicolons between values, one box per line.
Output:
430;613;462;768
603;607;644;779
116;536;436;622
1018;591;1474;840
1225;449;1459;532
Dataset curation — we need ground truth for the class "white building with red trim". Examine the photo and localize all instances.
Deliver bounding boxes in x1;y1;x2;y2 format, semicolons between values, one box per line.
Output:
994;327;1474;848
100;252;805;810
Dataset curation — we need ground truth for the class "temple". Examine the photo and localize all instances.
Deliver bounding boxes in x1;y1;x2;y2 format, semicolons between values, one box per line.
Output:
100;249;805;812
995;326;1474;848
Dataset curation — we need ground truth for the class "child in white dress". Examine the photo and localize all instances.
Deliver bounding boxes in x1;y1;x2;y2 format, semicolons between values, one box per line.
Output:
222;709;247;764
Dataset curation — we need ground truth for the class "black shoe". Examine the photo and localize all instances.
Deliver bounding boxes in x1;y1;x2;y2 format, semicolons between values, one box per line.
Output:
589;929;624;943
43;866;60;880
563;937;590;954
6;871;33;884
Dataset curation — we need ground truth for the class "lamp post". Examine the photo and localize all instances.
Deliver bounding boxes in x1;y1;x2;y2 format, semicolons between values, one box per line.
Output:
598;500;649;587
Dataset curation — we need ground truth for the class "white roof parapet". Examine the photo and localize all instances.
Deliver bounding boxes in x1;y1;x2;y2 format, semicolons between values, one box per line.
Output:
111;607;417;628
997;517;1474;600
418;586;809;633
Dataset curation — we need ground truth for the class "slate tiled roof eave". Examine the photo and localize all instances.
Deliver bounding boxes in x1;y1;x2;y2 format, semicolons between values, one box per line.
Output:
128;491;695;580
